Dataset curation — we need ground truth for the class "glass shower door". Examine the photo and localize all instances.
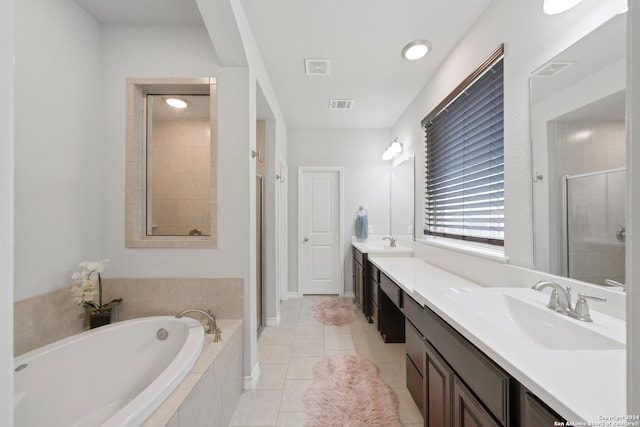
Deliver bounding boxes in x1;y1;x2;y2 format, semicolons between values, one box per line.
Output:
563;168;625;286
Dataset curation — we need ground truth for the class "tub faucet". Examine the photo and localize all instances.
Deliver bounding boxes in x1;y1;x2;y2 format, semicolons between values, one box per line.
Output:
176;309;222;342
382;236;397;248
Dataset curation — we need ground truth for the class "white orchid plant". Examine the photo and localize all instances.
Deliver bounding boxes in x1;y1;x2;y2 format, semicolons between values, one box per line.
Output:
70;259;122;313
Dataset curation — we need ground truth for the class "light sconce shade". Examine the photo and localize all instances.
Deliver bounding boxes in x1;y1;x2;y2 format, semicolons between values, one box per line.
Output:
402;40;432;61
165;97;188;109
383;138;404;160
543;0;584;15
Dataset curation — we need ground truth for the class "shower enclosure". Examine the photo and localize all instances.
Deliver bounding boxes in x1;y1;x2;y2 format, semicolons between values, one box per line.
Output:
562;168;625;286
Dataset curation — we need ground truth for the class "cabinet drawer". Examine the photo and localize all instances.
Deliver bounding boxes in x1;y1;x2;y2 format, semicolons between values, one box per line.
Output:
406;319;424;376
368;263;379;283
380;273;402;307
424;307;510;425
403;292;425;335
406;354;424;415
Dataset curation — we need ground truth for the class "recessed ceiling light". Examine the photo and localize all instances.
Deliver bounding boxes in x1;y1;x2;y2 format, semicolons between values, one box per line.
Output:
165;98;188;109
543;0;584;15
402;40;432;61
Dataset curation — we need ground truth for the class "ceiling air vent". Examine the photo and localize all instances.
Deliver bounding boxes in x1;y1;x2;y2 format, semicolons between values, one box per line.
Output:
329;99;354;110
305;59;331;76
532;61;575;77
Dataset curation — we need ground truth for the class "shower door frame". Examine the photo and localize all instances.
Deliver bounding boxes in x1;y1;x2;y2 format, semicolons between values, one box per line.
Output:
561;166;626;280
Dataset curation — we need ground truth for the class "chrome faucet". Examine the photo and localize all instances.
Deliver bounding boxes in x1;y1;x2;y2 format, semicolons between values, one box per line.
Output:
382;236;397;248
176;308;222;342
531;281;606;322
531;281;572;312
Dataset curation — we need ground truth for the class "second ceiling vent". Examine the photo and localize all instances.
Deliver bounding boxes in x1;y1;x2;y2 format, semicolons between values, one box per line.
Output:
329;99;354;110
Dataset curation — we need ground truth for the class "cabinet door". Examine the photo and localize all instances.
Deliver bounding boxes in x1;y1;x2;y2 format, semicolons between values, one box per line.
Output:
522;390;564;427
453;377;500;427
353;257;363;309
425;342;452;427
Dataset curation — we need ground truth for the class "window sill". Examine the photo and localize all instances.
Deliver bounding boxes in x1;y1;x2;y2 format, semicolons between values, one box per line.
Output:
416;236;509;263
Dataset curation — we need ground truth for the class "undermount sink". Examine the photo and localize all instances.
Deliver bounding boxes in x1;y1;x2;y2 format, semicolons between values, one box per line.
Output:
441;288;624;351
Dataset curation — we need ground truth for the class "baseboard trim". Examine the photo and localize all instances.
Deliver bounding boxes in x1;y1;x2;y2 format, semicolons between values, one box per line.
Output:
243;362;260;389
265;313;280;326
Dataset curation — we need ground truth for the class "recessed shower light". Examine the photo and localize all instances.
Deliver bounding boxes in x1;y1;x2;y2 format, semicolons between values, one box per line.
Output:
402;40;432;61
165;98;188;109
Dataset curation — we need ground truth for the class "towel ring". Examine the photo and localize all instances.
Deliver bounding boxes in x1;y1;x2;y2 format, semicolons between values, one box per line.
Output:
357;206;368;215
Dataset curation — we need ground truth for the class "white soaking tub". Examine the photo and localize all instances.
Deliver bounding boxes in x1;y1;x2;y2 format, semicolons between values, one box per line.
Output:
14;316;205;427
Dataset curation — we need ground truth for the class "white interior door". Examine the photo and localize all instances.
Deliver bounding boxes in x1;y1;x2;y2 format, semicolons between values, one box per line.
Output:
298;167;343;295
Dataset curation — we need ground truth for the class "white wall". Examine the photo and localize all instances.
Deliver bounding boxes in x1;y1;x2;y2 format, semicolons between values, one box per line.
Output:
0;0;13;422
287;128;392;295
13;0;103;301
100;25;251;279
392;0;627;269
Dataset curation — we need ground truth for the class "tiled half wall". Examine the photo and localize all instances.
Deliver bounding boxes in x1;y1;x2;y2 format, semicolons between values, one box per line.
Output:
14;277;243;356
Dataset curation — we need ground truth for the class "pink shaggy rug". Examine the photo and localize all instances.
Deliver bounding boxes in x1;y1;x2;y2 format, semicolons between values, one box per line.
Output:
311;297;358;326
304;354;401;427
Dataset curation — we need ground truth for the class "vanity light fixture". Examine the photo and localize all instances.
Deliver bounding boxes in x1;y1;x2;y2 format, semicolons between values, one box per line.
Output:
543;0;584;15
401;40;432;61
165;97;189;109
383;138;404;160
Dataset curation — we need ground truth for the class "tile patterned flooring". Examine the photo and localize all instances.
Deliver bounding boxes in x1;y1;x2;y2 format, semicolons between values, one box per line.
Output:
227;297;423;427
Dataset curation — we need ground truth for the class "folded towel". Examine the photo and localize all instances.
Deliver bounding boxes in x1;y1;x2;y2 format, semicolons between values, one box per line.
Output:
355;213;368;240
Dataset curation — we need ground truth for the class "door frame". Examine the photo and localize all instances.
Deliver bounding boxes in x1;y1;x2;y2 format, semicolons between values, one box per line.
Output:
297;166;344;296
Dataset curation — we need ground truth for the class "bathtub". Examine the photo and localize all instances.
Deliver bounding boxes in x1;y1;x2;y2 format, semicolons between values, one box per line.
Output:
14;316;205;427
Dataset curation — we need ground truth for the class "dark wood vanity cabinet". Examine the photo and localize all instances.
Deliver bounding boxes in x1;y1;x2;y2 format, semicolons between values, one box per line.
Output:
423;306;511;426
372;268;565;427
423;305;565;427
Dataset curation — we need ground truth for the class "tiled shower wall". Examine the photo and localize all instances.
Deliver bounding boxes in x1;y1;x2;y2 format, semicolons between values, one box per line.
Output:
14;277;243;356
554;120;625;176
150;119;211;236
553;120;626;285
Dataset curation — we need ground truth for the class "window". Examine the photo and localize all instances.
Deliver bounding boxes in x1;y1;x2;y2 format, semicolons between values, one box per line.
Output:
422;45;504;246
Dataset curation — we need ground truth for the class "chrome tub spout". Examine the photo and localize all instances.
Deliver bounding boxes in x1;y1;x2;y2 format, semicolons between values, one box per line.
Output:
176;309;222;342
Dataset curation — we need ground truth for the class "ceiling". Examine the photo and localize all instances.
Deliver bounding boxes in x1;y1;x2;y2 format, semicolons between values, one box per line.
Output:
75;0;494;129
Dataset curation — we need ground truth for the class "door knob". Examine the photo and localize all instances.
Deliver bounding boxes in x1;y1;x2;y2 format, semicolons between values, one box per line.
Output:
303;237;309;243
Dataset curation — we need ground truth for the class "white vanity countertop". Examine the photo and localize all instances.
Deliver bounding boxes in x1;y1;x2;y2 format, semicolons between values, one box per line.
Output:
368;256;627;423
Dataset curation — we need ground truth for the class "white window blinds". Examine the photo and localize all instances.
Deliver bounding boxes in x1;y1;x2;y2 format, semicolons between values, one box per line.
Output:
422;45;504;246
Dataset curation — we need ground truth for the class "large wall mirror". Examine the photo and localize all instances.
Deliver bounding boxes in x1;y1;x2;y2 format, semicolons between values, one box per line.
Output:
126;78;217;248
530;13;626;289
390;155;415;240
